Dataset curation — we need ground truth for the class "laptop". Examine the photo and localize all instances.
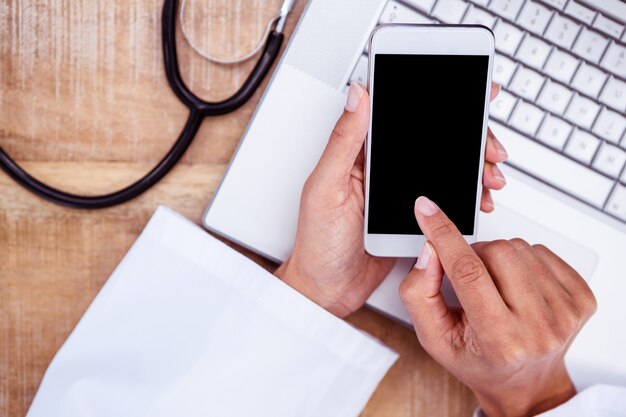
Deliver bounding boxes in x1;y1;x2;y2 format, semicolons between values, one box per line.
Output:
203;0;626;388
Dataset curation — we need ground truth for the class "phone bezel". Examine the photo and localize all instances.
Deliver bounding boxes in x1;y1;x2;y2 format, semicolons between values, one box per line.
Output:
364;24;495;258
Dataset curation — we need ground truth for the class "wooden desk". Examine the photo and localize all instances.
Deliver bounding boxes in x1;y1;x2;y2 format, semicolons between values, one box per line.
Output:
0;1;475;415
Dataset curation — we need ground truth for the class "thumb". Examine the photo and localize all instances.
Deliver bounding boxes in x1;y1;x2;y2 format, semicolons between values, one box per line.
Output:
399;241;456;345
314;82;369;182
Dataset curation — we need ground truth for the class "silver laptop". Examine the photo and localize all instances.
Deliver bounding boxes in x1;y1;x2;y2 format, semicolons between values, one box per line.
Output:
204;0;626;388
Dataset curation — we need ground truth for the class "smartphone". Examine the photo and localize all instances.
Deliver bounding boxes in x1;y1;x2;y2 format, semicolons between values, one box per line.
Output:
364;25;495;258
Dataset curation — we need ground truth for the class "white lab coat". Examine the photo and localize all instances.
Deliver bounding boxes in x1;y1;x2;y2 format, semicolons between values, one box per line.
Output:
27;208;626;416
473;384;626;416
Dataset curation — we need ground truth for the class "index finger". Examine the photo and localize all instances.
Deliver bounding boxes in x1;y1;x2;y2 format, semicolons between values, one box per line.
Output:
414;196;509;323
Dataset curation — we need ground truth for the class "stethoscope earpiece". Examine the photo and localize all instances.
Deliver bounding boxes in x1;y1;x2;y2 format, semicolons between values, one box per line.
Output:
179;0;292;65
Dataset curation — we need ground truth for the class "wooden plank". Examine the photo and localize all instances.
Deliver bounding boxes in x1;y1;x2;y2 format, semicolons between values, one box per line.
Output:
0;1;476;416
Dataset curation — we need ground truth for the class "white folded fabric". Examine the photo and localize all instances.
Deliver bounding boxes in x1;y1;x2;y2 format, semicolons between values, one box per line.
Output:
27;206;398;417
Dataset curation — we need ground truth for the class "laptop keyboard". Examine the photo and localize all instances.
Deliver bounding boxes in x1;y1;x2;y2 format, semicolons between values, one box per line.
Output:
349;0;626;224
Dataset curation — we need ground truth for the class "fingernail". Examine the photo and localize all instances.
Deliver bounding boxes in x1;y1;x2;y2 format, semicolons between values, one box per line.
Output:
484;190;494;211
493;83;502;95
345;82;364;112
414;241;433;270
492;135;508;158
492;164;506;184
415;196;440;216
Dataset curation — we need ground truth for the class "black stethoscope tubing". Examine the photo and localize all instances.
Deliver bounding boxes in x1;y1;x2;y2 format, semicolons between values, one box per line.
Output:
0;0;284;209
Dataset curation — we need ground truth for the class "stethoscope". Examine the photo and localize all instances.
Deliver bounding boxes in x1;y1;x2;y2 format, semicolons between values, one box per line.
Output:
0;0;294;209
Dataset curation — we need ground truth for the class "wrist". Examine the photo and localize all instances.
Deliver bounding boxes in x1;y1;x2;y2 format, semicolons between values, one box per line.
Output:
274;258;345;317
474;365;576;417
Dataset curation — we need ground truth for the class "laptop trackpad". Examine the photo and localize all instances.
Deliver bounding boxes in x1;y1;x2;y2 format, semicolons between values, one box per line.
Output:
477;204;598;281
366;203;599;324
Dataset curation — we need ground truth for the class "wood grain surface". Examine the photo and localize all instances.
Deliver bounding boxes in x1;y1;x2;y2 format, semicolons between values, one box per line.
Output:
0;1;476;415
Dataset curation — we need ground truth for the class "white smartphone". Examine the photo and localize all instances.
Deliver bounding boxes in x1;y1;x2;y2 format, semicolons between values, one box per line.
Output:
364;24;495;258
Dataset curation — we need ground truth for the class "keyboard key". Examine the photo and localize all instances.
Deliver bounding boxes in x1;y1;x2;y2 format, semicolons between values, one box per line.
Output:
490;89;517;120
537;81;574;114
517;1;553;35
510;100;545;135
565;95;601;129
592;142;626;178
380;1;433;23
599;77;626;112
490;121;614;208
580;0;626;27
606;185;626;222
470;0;489;6
541;0;567;10
544;50;580;83
516;35;551;69
592;108;626;144
493;20;524;55
509;66;545;100
592;14;624;39
564;1;596;25
537;115;573;150
488;0;525;21
462;6;496;27
432;0;468;23
544;14;581;49
405;0;436;13
572;28;609;63
600;43;626;78
350;55;368;86
565;129;601;163
571;63;609;97
493;54;518;86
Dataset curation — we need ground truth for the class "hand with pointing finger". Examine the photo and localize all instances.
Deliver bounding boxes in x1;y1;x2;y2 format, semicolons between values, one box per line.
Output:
400;196;597;417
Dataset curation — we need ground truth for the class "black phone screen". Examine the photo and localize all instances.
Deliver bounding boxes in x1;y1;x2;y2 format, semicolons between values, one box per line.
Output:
368;54;490;235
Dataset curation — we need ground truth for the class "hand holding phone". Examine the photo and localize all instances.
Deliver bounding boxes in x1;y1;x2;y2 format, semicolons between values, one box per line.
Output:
365;25;495;257
276;31;506;317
